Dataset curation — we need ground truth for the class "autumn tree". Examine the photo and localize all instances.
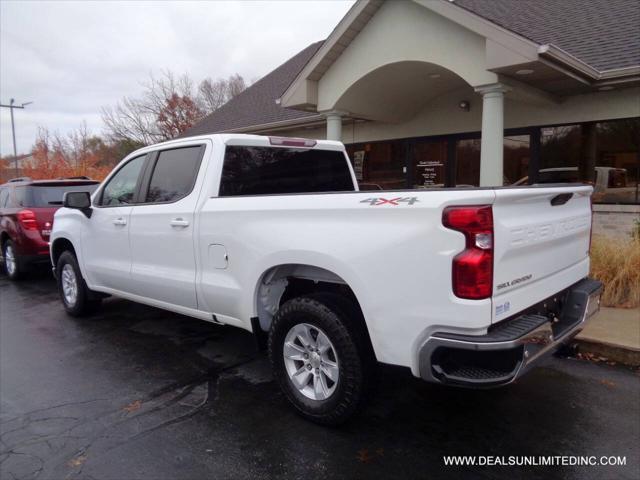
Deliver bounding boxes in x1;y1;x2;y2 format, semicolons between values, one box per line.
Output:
20;125;122;181
157;93;203;139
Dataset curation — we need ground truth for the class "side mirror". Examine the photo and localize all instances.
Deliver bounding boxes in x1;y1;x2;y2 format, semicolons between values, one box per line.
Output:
63;191;92;218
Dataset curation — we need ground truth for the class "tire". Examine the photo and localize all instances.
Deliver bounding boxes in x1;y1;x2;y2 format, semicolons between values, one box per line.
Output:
2;239;24;281
268;293;375;426
56;250;101;317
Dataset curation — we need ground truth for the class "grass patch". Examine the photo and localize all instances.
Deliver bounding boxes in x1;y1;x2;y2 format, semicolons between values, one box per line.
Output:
590;236;640;308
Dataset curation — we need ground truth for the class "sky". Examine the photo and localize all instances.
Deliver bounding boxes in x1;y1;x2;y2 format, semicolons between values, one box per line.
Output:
0;0;355;157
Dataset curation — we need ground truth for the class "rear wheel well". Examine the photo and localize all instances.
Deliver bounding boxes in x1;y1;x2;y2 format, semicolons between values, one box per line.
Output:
280;277;356;308
256;264;374;359
51;238;76;268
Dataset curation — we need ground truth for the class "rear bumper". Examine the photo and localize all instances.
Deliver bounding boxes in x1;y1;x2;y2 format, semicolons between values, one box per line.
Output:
14;231;50;257
418;278;603;387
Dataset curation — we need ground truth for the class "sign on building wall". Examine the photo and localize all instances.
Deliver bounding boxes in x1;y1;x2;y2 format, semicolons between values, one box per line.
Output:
416;160;444;187
353;150;365;181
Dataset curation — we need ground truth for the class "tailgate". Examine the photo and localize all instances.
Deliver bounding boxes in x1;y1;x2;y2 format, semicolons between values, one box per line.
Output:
491;185;593;322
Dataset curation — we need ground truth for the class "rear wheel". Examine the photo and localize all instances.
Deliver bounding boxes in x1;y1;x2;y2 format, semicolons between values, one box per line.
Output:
268;293;375;425
56;251;101;316
2;239;24;281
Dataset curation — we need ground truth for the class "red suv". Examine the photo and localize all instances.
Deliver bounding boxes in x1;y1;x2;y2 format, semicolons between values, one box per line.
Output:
0;177;99;280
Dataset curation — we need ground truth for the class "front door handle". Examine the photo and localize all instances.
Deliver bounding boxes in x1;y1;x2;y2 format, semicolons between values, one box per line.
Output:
113;217;127;226
170;218;190;228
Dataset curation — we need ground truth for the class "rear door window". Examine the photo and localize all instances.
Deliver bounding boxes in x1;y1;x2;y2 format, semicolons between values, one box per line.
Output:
537;169;579;184
219;146;354;196
608;169;627;188
144;146;203;203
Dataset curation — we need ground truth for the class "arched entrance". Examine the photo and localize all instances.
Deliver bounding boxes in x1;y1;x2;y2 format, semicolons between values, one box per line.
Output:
330;61;470;124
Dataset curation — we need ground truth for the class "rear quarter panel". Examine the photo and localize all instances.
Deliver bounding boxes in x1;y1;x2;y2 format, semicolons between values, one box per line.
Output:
196;189;496;369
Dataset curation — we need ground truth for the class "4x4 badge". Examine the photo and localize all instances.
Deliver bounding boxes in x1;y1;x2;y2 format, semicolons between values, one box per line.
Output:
360;197;419;206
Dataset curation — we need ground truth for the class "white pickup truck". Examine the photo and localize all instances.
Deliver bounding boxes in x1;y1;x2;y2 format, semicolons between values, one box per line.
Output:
51;134;602;425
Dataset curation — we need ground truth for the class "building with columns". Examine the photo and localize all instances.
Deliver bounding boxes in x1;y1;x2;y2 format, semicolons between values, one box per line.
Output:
185;0;640;233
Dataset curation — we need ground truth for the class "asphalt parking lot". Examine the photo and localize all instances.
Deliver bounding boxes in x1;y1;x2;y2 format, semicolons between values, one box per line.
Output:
1;271;639;480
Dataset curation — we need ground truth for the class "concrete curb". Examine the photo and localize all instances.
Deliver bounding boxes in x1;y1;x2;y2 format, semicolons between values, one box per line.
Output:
572;339;640;367
572;307;640;367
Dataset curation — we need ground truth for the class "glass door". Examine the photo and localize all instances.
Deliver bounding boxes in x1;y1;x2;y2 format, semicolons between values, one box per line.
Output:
455;138;481;186
411;140;447;188
504;135;531;185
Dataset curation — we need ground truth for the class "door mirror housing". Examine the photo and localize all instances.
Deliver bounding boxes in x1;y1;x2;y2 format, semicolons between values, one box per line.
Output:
63;191;93;218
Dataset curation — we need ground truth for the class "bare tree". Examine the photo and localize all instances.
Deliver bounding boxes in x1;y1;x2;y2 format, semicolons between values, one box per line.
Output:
198;74;247;114
226;74;247;99
102;97;161;145
102;70;247;145
198;78;228;113
66;121;91;170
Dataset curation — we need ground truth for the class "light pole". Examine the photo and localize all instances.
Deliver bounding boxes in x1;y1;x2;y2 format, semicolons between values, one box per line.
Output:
1;99;32;177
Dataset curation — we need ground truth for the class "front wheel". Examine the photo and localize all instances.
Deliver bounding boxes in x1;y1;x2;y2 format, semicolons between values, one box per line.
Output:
268;294;374;425
56;251;101;317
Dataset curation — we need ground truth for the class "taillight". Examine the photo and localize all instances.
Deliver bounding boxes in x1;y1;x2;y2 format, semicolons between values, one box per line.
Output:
443;205;493;300
17;209;38;230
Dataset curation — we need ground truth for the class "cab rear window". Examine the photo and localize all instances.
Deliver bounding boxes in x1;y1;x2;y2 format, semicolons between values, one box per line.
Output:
15;184;98;207
219;146;354;196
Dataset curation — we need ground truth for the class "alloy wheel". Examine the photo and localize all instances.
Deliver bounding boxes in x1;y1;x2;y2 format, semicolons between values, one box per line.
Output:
4;244;16;276
283;323;340;401
61;264;78;307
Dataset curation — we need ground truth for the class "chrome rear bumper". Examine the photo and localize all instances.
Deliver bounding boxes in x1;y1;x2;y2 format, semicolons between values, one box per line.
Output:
418;278;603;387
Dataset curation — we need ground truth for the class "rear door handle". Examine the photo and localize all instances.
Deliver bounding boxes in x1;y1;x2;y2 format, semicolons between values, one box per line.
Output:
170;218;190;228
113;217;127;226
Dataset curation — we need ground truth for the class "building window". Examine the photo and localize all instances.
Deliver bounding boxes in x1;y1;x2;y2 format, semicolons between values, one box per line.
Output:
594;118;640;204
346;141;405;190
342;117;638;204
455;138;481;186
536;119;640;204
539;125;582;174
504;135;530;185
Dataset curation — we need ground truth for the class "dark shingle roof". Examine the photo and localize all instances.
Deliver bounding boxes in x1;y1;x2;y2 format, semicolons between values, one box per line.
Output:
187;1;639;135
184;41;322;136
455;0;640;71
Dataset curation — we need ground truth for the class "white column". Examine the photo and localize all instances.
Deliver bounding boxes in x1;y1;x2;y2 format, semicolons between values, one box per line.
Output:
325;112;343;141
475;83;509;187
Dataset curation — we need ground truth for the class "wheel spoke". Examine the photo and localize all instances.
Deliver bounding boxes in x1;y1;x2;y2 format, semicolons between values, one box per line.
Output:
295;324;314;350
321;363;339;382
313;373;325;399
316;331;331;354
319;372;330;396
283;342;305;361
291;366;312;389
